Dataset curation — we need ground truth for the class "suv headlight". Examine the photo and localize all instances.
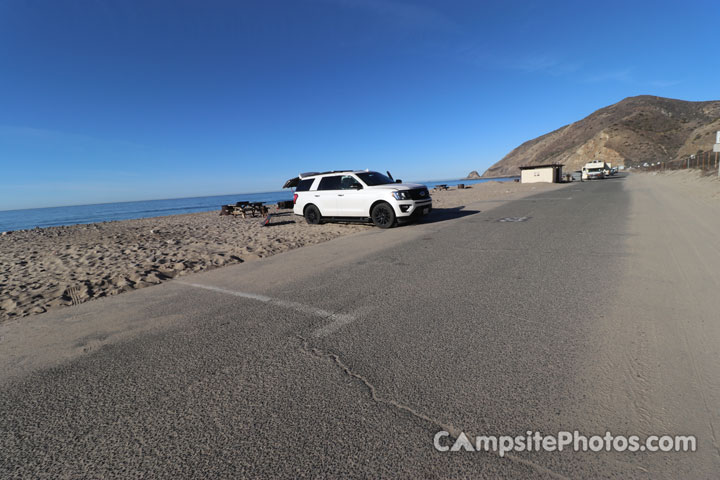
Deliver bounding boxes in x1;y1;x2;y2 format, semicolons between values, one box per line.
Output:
392;191;410;200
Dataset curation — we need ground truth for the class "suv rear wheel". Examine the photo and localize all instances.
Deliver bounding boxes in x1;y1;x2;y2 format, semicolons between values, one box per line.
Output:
304;204;322;225
371;202;395;228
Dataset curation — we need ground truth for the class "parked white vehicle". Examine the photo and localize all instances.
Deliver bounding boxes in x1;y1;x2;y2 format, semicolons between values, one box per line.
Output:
284;170;432;228
582;160;607;180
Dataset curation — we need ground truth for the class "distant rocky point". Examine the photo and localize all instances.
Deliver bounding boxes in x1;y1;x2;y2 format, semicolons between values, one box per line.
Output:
466;170;481;179
481;95;720;176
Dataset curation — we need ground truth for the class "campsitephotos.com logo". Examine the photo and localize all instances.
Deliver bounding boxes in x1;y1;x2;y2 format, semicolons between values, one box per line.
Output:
434;430;697;457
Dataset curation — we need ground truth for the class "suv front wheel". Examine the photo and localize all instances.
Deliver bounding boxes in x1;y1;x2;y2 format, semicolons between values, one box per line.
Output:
304;205;322;225
371;202;396;228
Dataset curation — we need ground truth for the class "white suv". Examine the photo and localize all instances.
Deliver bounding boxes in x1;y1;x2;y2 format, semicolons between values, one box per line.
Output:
284;170;432;228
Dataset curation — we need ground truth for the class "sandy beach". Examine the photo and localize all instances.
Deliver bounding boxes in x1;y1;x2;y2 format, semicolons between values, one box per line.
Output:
1;180;565;321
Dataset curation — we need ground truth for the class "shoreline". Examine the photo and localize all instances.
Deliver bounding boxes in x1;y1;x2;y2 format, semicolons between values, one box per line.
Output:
482;174;520;179
465;175;520;180
0;181;564;322
1;208;241;235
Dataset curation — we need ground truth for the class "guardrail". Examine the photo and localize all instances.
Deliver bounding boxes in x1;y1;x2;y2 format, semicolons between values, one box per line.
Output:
640;151;720;173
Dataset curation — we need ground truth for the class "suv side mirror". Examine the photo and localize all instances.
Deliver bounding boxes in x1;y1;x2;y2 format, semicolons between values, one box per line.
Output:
395;179;402;183
351;183;363;190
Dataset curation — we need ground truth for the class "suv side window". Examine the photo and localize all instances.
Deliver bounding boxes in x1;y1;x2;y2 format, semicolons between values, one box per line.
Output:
318;176;342;190
296;179;314;192
340;175;362;190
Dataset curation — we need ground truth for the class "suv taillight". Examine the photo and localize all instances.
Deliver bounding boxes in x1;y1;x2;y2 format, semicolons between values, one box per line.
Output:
293;193;298;204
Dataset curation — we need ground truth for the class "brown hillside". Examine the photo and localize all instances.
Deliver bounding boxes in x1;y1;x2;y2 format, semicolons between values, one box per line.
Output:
483;96;720;176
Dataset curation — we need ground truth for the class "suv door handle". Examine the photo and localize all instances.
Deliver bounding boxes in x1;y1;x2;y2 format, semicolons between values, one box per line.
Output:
314;194;320;197
338;194;344;196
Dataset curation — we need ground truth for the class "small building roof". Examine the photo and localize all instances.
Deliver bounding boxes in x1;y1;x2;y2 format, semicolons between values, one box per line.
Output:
518;164;565;170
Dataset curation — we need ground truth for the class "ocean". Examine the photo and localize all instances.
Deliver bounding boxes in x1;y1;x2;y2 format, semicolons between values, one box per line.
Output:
0;176;517;232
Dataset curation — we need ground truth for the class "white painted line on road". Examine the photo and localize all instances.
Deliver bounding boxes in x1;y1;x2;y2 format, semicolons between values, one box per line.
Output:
176;281;355;337
178;282;273;302
311;313;356;338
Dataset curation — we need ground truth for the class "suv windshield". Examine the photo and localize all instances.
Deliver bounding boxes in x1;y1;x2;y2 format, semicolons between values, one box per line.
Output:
356;171;394;186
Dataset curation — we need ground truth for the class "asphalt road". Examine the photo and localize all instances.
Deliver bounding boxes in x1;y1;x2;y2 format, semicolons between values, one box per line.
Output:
2;174;719;478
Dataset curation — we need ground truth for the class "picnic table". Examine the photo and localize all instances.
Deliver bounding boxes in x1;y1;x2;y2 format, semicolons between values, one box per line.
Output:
220;201;269;218
433;184;449;191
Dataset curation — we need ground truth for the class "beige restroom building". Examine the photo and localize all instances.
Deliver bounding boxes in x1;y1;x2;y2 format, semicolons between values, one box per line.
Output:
519;164;564;184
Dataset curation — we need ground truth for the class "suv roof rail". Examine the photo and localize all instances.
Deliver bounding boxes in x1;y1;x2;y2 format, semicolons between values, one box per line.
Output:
299;170;359;178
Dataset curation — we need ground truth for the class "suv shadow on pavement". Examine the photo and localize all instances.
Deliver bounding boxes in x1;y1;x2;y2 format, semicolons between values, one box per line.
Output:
413;206;480;225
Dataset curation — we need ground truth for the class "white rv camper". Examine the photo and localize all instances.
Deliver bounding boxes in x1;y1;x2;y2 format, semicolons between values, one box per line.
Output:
582;160;606;180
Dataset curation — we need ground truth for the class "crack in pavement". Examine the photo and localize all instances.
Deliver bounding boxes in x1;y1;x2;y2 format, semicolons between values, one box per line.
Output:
178;281;569;477
177;281;357;337
297;336;570;480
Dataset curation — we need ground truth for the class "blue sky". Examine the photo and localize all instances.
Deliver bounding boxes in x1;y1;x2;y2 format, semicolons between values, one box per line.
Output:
1;0;717;210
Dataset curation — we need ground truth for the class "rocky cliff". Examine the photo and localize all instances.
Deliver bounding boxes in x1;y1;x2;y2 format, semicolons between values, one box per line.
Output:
483;96;720;176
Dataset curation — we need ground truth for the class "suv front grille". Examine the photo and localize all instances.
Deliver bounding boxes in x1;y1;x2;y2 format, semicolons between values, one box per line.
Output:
407;188;430;200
